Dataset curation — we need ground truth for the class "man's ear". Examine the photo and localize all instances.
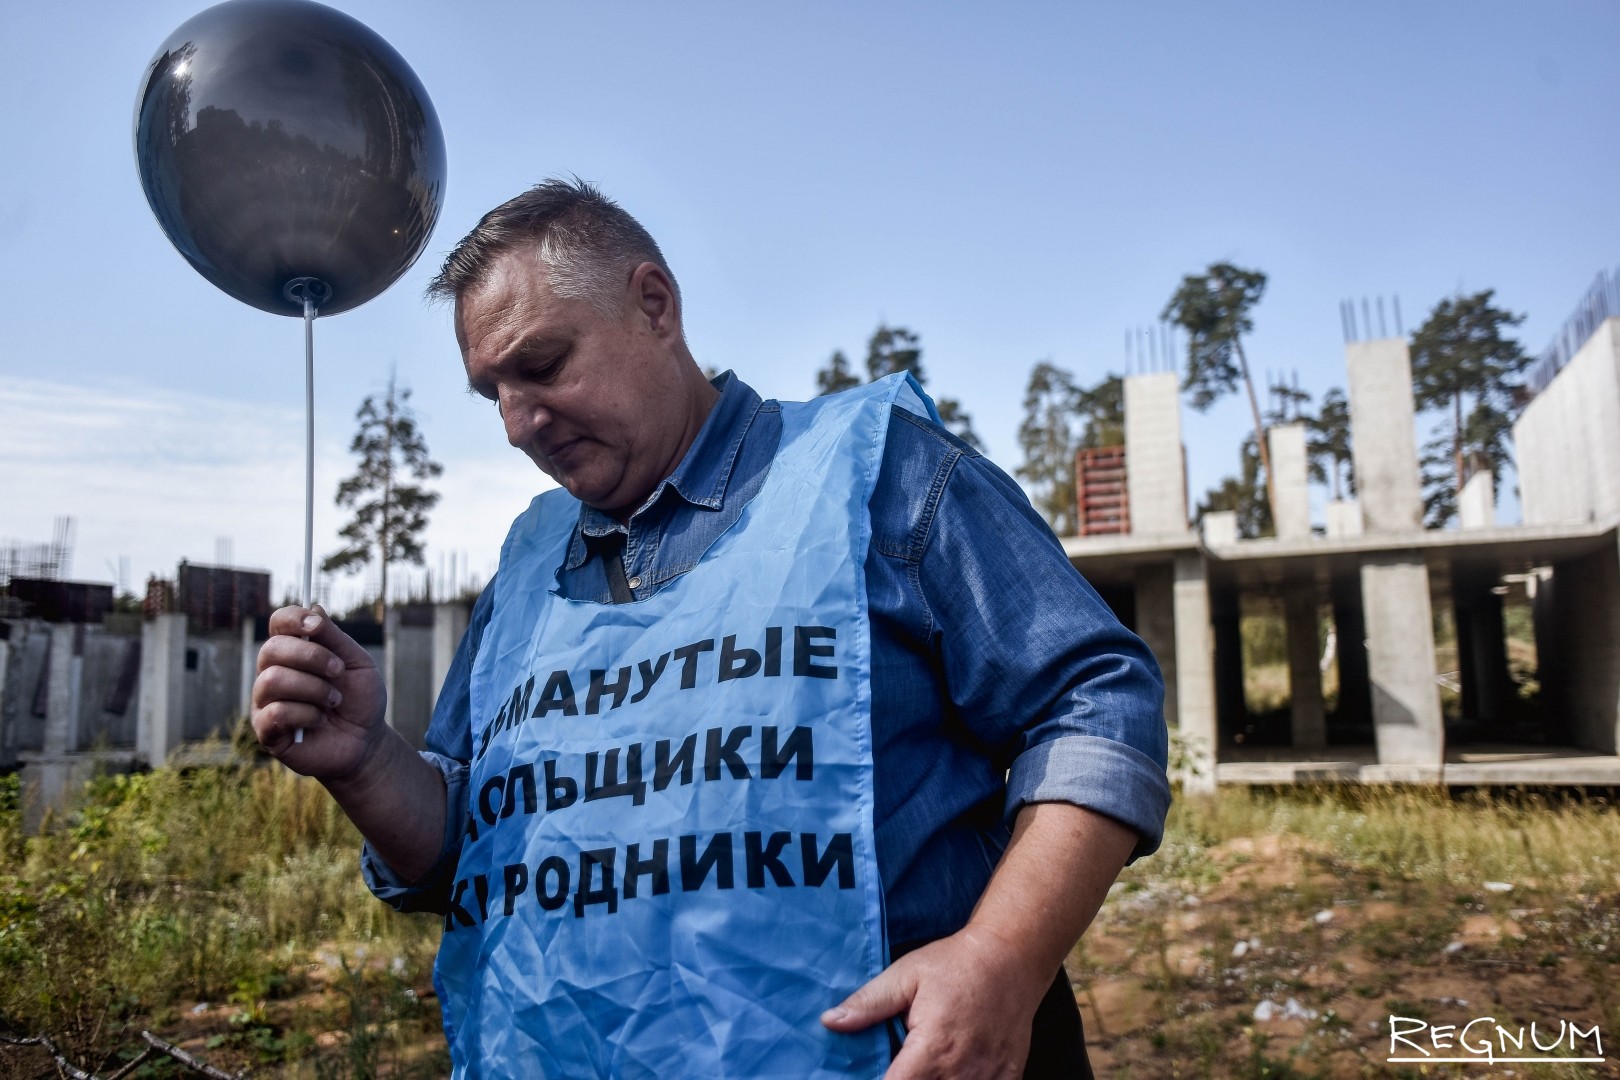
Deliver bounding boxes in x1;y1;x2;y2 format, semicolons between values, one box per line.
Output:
628;261;681;339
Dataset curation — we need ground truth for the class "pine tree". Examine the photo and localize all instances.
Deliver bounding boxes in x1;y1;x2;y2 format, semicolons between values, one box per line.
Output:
1163;263;1273;517
1309;387;1354;500
814;350;861;396
1410;290;1530;527
816;324;982;448
323;373;443;621
1016;362;1083;535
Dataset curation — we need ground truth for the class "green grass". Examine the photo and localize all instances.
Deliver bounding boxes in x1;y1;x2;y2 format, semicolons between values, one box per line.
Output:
7;765;1620;1076
0;763;444;1076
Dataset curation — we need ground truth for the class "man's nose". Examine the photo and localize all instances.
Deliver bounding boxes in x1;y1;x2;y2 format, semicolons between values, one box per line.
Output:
499;388;549;447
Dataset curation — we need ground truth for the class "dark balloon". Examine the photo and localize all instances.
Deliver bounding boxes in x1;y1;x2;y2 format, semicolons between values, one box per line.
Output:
134;0;446;316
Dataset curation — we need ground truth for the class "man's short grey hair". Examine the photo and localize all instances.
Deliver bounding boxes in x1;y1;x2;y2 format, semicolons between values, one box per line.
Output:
426;177;677;316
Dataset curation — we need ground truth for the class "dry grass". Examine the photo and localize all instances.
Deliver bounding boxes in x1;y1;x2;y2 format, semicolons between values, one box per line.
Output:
5;766;1619;1077
1080;786;1620;1077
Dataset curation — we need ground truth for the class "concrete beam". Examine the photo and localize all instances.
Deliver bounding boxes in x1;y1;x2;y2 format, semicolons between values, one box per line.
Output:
1285;590;1326;750
1172;553;1217;793
1359;558;1443;773
1124;372;1188;536
1346;339;1423;533
1268;423;1311;540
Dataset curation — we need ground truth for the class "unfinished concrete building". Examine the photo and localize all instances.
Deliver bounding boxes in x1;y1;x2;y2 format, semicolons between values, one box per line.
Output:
1067;277;1620;791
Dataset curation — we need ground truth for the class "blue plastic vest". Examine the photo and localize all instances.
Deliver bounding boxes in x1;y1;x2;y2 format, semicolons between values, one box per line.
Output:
433;374;939;1078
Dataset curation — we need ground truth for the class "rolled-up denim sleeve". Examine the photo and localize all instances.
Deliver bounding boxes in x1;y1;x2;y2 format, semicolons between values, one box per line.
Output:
360;581;493;913
917;440;1172;862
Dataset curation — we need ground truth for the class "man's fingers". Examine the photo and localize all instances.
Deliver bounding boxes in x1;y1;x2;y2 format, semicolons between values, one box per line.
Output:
265;605;372;669
257;634;345;678
253;700;326;744
253;665;342;710
821;963;916;1031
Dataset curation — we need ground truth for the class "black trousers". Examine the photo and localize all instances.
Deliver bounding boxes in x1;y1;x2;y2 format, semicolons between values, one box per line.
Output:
887;942;1094;1078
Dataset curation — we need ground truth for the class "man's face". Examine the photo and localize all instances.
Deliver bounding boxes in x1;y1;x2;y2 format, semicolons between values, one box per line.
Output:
457;250;694;518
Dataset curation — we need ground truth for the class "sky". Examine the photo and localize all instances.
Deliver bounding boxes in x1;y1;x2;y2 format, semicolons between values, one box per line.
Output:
3;1;1619;608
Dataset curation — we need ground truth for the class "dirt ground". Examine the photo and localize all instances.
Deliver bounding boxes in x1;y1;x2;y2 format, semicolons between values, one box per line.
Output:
4;832;1616;1079
1071;835;1620;1079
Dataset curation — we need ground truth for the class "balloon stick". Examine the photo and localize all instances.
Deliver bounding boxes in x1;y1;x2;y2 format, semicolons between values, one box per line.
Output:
286;277;330;744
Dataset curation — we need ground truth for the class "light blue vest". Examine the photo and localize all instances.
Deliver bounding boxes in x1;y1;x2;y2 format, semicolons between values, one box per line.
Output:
433;374;938;1078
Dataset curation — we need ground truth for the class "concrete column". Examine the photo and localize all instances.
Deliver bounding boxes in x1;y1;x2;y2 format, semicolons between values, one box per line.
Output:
1172;553;1217;793
42;624;81;755
1284;590;1326;750
1458;472;1495;529
384;607;402;735
1201;510;1238;547
431;601;471;713
1452;563;1510;736
0;635;11;769
21;624;87;828
1124;372;1188;535
1359;558;1444;775
136;613;187;767
1532;565;1573;745
1268;423;1311;540
1325;500;1363;538
1331;574;1371;729
1133;563;1177;730
1345;339;1423;533
1543;542;1620;753
384;609;434;749
1211;584;1245;743
238;616;256;719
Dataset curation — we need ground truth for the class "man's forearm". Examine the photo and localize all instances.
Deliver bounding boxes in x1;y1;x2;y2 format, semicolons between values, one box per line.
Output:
323;728;448;884
965;801;1138;985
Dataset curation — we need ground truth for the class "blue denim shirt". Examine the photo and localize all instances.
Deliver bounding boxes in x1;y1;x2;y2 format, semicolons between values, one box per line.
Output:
365;373;1171;947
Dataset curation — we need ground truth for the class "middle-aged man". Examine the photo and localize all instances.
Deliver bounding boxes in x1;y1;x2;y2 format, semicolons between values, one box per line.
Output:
253;179;1170;1079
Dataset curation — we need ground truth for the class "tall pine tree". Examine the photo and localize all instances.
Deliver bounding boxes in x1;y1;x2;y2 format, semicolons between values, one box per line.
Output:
1163;263;1273;518
323;373;443;621
1410;290;1530;526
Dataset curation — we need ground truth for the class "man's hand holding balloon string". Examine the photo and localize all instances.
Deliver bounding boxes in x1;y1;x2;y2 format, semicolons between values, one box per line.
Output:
253;605;447;884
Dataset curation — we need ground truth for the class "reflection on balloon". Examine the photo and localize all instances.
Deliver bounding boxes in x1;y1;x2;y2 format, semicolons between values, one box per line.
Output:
133;0;447;317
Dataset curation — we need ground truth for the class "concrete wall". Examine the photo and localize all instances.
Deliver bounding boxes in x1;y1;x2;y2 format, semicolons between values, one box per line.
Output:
1268;423;1311;540
1515;317;1620;526
1;623;51;762
1536;543;1620;753
384;609;435;749
1346;338;1423;533
1124;372;1188;535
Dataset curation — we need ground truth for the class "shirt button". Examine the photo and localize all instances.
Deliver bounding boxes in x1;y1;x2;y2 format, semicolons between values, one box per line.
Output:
627;576;642;590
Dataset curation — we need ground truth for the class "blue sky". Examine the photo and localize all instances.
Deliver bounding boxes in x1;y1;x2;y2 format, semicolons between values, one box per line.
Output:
3;1;1618;604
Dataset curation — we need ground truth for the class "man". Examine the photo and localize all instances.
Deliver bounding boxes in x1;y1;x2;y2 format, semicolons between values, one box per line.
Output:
253;179;1170;1078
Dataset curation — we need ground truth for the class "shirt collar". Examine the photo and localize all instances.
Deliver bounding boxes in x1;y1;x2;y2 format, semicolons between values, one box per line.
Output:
566;370;764;566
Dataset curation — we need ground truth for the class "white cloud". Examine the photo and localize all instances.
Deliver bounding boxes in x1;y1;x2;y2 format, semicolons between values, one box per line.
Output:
0;376;552;606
